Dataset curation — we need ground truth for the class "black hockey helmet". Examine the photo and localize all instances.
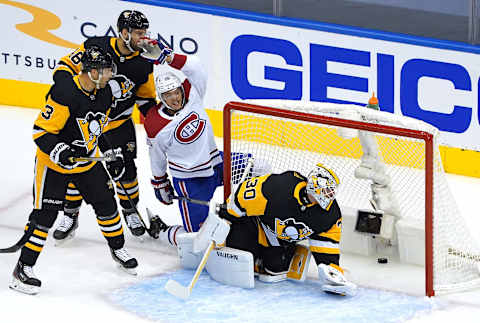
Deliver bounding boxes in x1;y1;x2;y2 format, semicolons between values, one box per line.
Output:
117;10;149;32
81;45;113;72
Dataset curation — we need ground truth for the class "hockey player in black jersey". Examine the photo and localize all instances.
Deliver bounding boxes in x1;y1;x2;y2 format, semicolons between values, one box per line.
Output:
52;10;164;241
7;46;137;295
195;163;357;296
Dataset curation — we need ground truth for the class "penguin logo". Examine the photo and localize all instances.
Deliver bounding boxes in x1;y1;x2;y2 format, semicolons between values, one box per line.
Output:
274;218;313;242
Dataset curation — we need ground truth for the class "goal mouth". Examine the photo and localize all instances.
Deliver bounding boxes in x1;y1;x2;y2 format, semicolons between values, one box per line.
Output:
223;100;480;297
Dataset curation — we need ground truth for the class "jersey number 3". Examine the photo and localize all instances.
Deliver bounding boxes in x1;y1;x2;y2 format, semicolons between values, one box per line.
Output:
41;105;54;120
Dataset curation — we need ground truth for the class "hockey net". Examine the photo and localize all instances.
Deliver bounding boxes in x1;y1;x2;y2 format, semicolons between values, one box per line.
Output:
222;100;480;296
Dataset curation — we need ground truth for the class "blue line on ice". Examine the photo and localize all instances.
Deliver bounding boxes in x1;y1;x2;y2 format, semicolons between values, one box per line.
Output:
109;269;434;323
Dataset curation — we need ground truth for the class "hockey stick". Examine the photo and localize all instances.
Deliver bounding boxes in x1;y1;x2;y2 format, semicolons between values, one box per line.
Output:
0;222;36;253
165;158;255;299
172;195;210;206
165;240;215;299
68;155;116;163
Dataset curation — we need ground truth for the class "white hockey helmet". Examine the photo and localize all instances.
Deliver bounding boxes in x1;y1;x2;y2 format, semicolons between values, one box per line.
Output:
155;72;185;111
306;163;340;210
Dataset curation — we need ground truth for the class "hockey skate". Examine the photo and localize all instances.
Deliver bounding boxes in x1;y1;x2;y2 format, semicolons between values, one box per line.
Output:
122;209;146;237
254;259;287;283
53;212;79;245
9;260;41;295
110;247;138;275
146;208;169;239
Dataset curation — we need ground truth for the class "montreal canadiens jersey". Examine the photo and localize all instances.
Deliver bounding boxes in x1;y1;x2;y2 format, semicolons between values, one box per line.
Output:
226;171;342;266
33;75;113;174
144;54;222;179
53;36;156;129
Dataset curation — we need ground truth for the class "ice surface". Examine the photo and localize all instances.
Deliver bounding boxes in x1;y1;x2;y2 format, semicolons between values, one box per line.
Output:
0;106;479;323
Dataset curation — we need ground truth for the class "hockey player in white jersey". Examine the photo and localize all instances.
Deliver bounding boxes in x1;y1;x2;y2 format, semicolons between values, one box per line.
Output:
143;43;222;244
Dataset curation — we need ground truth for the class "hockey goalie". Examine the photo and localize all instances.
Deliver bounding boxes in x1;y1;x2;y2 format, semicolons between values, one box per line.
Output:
187;163;357;296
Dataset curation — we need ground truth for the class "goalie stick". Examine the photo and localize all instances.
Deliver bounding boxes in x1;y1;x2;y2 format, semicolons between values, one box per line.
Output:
165;158;255;299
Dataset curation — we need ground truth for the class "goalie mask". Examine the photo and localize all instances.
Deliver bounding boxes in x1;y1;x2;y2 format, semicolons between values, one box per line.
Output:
156;72;185;112
81;45;114;89
117;10;149;52
306;163;340;210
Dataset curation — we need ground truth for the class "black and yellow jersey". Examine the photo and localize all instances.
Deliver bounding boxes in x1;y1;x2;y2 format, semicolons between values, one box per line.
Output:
226;171;342;266
53;36;156;130
33;75;112;174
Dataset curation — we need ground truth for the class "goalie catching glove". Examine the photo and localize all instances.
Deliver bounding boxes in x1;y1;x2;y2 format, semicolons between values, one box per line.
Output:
193;203;230;253
317;263;357;296
151;174;173;205
139;37;173;65
104;148;125;181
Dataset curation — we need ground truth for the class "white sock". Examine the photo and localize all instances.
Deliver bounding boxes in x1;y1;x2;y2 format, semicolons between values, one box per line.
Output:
159;225;185;247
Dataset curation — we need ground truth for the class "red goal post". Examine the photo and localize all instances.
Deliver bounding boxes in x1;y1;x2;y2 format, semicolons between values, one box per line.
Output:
222;100;480;297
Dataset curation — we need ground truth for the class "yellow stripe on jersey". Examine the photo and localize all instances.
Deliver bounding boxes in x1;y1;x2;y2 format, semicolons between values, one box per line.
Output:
118;191;139;200
310;245;340;254
97;214;121;226
102;227;124;237
34;160;47;209
136;72;156;99
33;229;48;238
116;179;138;189
25;242;43;252
234;174;270;217
66;195;83;201
318;218;342;243
34;97;70;135
32;129;46;140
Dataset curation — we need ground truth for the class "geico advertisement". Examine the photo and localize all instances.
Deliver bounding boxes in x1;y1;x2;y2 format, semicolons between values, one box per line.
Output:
220;20;480;150
2;0;480;150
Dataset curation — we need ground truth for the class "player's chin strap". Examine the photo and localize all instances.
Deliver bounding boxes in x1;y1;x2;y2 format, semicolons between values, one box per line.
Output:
119;30;136;53
87;70;103;90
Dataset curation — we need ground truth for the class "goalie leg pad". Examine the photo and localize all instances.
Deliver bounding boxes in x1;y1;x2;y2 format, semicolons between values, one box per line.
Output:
206;247;254;288
287;244;311;281
177;232;203;269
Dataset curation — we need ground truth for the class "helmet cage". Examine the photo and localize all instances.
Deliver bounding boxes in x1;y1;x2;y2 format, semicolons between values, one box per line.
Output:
306;164;340;210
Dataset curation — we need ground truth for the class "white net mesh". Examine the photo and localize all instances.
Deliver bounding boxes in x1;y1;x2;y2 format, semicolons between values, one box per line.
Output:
225;100;480;295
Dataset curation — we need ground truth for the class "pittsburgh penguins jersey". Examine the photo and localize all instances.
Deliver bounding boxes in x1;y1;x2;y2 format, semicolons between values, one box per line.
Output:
53;36;156;130
144;54;222;179
226;171;342;266
33;75;112;174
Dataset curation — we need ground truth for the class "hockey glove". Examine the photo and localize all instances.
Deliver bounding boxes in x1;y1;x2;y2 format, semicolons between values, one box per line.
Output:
317;263;357;296
104;148;125;181
139;37;173;65
50;142;77;170
151;175;174;205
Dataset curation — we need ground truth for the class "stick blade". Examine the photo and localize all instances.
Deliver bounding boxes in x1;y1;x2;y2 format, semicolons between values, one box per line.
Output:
165;279;191;299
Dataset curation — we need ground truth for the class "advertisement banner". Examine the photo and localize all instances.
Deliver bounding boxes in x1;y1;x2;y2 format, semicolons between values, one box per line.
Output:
1;0;480;151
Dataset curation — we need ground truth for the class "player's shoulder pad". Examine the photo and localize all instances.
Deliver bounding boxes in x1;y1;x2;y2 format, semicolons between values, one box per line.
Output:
49;77;76;106
144;104;172;138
